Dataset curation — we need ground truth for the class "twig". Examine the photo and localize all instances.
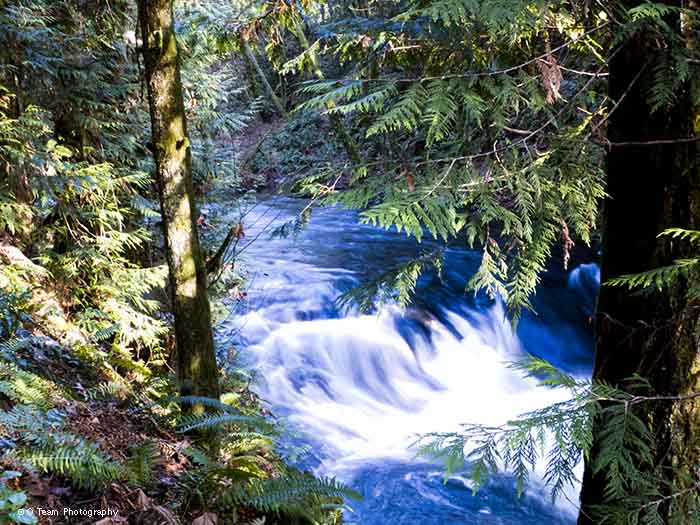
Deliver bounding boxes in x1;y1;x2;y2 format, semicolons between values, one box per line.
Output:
628;390;700;405
293;23;610;85
636;482;700;512
590;62;648;136
608;136;700;147
502;125;535;135
559;65;609;77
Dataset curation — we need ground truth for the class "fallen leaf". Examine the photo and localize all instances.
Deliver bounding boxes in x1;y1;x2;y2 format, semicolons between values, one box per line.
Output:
192;513;217;525
153;505;179;524
134;489;151;510
197;215;212;229
404;169;415;192
537;53;563;104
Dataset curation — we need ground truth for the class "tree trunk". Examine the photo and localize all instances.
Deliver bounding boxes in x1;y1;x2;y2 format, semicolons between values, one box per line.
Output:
137;0;220;402
291;21;361;166
578;4;700;522
242;39;287;117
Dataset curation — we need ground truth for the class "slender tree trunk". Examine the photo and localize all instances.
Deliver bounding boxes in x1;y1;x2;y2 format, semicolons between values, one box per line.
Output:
242;39;287;117
291;22;361;166
578;4;700;521
137;0;220;402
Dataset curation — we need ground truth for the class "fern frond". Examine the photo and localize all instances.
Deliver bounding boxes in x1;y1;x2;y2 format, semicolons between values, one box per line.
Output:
168;395;238;413
11;434;126;489
216;471;361;516
90;322;120;342
360;191;460;242
366;83;426;137
0;336;32;356
0;362;59;408
508;356;582;389
298;81;364;112
326;85;397;116
338;250;443;311
592;403;654;501
85;380;133;401
423;80;459;146
415;358;646;503
126;440;158;486
178;413;275;434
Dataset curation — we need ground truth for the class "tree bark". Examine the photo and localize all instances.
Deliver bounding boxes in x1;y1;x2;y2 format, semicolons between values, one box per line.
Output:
137;0;220;402
242;39;288;117
291;21;361;166
578;3;700;522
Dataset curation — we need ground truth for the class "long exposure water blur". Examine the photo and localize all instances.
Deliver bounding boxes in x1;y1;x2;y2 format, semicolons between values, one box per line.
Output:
217;196;600;524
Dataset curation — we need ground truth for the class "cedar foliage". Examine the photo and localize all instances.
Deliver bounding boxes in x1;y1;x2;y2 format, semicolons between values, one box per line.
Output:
270;0;610;318
258;0;700;522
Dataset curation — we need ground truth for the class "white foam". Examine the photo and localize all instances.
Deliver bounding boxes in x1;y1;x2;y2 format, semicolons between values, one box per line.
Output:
240;300;583;518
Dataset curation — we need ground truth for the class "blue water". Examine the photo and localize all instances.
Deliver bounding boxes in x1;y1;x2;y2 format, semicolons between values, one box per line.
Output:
215;196;599;524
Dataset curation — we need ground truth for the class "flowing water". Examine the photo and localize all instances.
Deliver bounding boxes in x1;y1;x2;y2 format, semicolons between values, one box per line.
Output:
215;196;600;525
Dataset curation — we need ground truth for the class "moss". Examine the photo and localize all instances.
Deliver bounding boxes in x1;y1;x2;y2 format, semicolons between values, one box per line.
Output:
139;0;220;404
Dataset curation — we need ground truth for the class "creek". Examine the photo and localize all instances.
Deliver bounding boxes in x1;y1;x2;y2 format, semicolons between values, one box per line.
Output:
216;196;600;525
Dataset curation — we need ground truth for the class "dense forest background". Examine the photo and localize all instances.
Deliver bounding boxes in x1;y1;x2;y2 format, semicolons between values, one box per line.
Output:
1;0;699;524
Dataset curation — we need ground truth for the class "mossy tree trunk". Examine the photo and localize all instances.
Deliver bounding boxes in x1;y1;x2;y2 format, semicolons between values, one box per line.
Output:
578;3;700;521
242;39;287;117
137;0;220;402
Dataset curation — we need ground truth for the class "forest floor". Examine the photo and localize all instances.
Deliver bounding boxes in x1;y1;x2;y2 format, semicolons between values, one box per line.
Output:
236;117;284;190
0;242;270;525
0;145;305;524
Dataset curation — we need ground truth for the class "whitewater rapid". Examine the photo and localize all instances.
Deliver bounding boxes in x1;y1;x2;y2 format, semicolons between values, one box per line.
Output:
216;196;599;524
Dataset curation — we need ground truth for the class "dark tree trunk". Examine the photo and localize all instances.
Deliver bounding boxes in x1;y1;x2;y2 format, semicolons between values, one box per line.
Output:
137;0;220;402
578;3;700;522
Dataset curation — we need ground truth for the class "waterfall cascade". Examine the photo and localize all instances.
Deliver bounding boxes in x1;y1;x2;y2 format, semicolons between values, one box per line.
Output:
217;197;600;524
